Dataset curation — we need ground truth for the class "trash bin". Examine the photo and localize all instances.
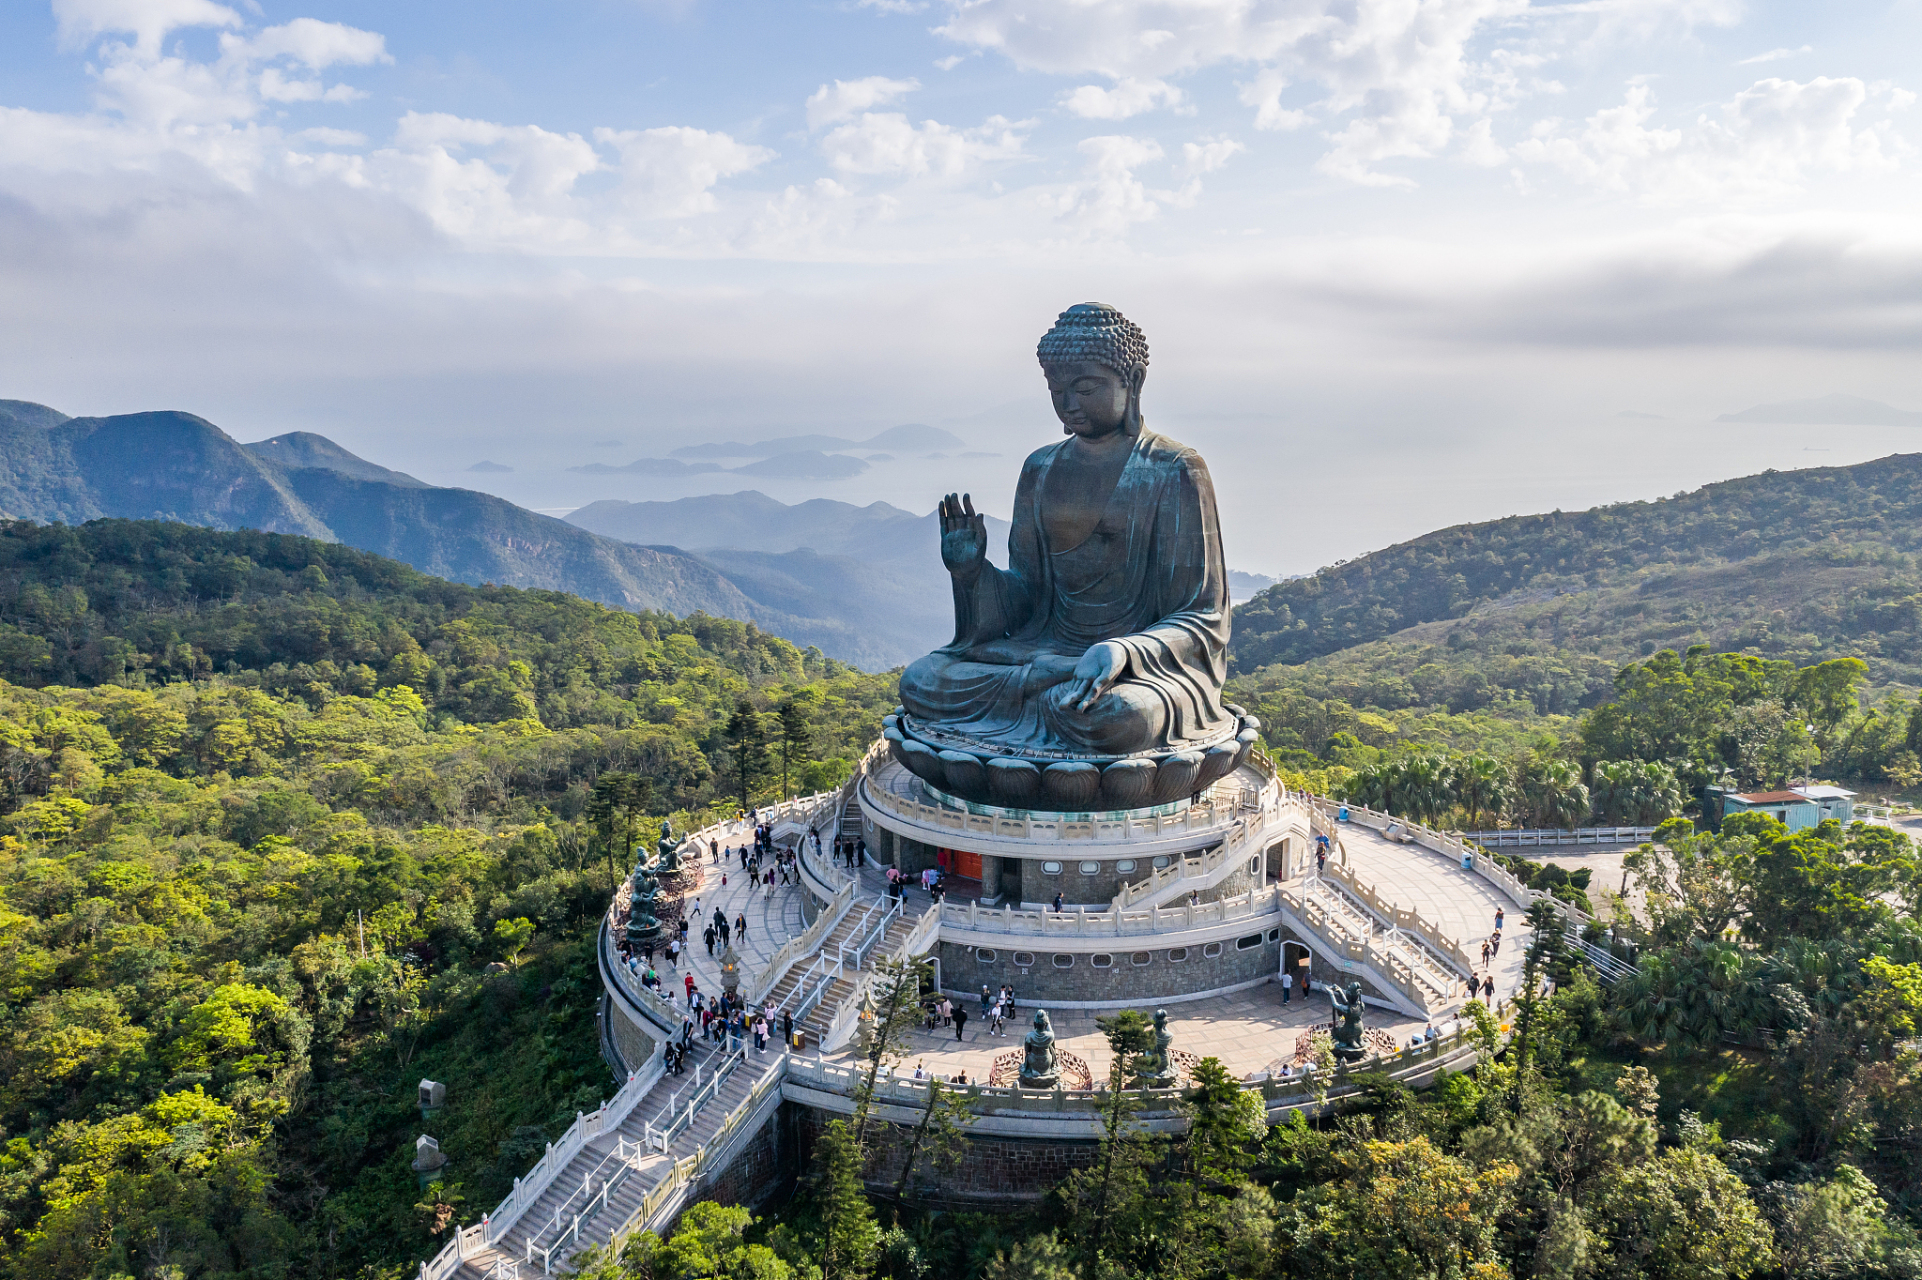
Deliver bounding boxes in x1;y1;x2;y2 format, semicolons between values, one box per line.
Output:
791;1030;806;1052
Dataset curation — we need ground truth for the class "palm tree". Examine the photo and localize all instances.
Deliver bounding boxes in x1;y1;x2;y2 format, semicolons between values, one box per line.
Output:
1452;755;1512;830
1399;754;1452;824
1518;758;1588;830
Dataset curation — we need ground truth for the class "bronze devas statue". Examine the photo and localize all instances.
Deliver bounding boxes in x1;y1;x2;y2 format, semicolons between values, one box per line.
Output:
886;304;1259;812
1019;1009;1060;1088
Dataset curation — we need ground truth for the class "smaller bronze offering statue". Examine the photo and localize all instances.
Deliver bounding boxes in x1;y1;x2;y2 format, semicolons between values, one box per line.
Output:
1019;1009;1060;1088
1329;980;1367;1064
1130;1008;1178;1088
656;819;683;875
625;861;662;949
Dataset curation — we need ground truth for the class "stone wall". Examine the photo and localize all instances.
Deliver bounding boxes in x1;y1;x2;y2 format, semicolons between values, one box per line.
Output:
605;995;659;1074
693;1101;800;1214
938;926;1286;1007
795;1107;1097;1205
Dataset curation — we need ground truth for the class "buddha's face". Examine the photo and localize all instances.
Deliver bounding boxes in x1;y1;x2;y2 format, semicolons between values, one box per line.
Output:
1045;361;1140;438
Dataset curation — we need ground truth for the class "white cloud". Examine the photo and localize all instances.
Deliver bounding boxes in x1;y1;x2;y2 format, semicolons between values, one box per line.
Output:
1048;135;1166;235
934;55;965;71
1739;45;1813;67
1239;69;1306;131
52;0;241;57
375;112;603;244
227;17;390;70
932;0;1530;184
820;112;1027;177
1060;77;1184;120
1516;77;1906;202
595;125;775;217
805;76;920;130
1180;136;1243;176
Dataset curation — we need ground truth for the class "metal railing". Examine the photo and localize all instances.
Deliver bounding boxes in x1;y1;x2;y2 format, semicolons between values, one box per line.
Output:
646;1044;749;1152
520;1135;645;1274
845;894;904;969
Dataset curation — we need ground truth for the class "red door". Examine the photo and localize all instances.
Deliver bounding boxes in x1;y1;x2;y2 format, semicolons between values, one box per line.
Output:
953;849;983;881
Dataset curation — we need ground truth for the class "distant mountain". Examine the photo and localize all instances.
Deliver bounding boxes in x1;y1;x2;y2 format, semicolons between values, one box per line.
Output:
1227;569;1276;603
673;433;862;458
668;423;967;460
467;461;513;473
0;399;71;431
567;458;724;477
0;401;759;620
245;431;428;487
1717;393;1922;426
1229;452;1922;695
565;490;1001;563
860;423;966;452
730;450;869;479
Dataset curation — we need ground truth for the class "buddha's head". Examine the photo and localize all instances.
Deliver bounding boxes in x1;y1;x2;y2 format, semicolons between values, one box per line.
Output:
1037;302;1148;440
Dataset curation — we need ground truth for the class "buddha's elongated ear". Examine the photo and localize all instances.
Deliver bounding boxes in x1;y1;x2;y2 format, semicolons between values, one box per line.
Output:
1124;364;1147;437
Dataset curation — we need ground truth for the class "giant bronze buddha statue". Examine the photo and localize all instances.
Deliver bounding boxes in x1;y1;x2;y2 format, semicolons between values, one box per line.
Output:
886;303;1258;811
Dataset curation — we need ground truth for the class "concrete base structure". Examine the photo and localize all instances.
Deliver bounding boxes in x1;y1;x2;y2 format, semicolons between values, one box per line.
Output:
426;747;1557;1279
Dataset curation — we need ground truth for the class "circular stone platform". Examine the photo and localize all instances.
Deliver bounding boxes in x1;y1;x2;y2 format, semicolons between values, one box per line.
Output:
883;707;1264;809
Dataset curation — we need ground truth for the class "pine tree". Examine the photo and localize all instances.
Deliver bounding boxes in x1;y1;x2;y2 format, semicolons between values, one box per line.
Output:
776;697;813;797
726;700;771;810
813;1120;878;1280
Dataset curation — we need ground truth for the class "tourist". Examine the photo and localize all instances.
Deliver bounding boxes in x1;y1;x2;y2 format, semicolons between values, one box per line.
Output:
684;972;696;1005
954;1070;968;1086
1495;907;1505;931
1480;939;1491;965
912;1061;926;1081
665;938;679;967
1490;932;1501;956
1189;888;1200;908
704;925;716;956
980;984;992;1016
938;996;952;1027
752;1015;767;1052
734;912;746;943
1482;975;1495;1002
952;1005;968;1041
781;1009;794;1049
1281;969;1292;1004
1051;892;1063;913
1301;967;1312;996
989;1001;1005;1037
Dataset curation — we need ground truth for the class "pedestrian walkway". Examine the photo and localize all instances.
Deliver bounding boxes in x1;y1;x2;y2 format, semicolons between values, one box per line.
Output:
1332;821;1530;1003
878;984;1430;1087
664;820;810;1005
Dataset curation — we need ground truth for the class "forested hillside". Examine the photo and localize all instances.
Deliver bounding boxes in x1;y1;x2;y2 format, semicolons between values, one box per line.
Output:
0;519;895;1279
1232;453;1922;688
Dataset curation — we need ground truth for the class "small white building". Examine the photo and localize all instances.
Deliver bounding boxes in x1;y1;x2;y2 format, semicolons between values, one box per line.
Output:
1792;785;1855;825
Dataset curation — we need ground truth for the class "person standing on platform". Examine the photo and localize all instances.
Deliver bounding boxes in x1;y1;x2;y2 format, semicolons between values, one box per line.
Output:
1281;969;1292;1004
952;1004;968;1041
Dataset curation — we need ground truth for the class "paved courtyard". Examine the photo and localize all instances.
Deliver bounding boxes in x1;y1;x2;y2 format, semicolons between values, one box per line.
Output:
640;807;1535;1084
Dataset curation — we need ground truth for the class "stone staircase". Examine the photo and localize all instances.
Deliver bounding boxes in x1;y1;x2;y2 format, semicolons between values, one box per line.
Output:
751;892;925;1049
835;793;866;868
1294;872;1461;1011
452;1041;776;1278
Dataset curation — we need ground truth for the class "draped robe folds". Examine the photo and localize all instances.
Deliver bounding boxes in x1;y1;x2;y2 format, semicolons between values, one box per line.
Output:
898;428;1233;757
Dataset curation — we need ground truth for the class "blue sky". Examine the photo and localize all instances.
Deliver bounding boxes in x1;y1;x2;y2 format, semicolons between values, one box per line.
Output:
2;0;1920;574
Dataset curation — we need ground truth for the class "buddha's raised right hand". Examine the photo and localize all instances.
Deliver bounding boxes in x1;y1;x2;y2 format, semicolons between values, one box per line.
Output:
938;492;988;582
